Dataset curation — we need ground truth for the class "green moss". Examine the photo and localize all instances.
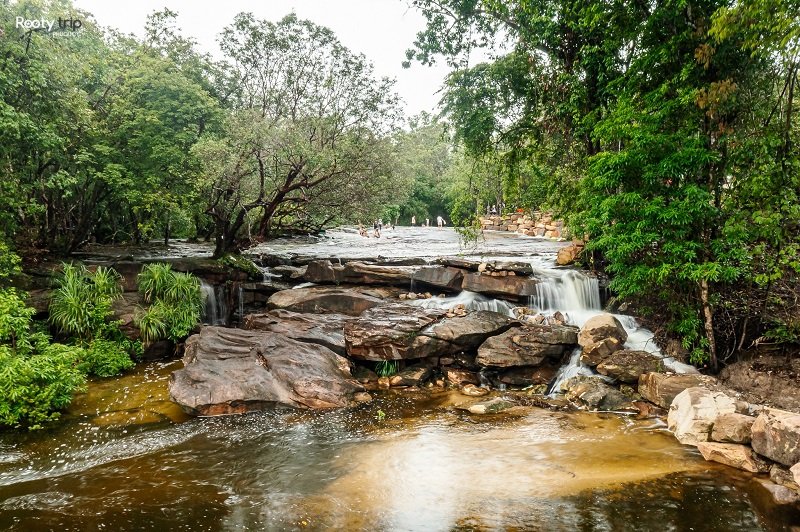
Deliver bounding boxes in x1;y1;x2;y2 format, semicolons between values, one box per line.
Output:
218;254;261;280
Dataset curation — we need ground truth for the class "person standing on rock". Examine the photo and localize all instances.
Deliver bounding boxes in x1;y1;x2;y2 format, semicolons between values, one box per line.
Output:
411;215;416;226
425;218;430;227
437;215;446;229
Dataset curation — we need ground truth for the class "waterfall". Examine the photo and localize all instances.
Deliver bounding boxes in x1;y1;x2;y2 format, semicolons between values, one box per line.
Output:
529;268;601;318
200;280;228;326
410;290;516;317
547;348;594;394
237;285;244;323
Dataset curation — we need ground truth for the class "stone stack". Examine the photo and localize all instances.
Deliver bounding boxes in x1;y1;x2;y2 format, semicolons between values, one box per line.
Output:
478;211;565;239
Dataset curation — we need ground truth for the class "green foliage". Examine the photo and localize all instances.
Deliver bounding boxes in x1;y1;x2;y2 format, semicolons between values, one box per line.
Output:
76;339;135;378
49;263;122;339
0;344;86;430
375;360;399;377
218;254;261;280
135;263;202;343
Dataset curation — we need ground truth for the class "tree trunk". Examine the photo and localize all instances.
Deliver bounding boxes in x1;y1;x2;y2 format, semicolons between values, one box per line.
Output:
700;278;718;372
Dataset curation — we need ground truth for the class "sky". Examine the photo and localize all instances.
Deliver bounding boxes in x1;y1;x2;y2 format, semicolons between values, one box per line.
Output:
71;0;461;118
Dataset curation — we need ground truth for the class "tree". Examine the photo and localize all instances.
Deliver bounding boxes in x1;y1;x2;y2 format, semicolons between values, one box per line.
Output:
196;13;402;257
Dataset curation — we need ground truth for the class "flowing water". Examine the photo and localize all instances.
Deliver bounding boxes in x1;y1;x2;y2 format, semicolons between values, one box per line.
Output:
201;280;229;326
2;229;795;530
0;365;790;530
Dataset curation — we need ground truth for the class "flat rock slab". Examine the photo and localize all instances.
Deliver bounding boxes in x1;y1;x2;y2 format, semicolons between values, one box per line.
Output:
243;309;355;355
638;372;719;409
696;442;770;473
169;326;362;416
461;272;538;300
267;286;391;316
344;303;513;361
476;323;578;368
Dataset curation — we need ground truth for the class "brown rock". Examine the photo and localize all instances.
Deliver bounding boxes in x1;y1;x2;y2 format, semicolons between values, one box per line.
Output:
596;350;664;383
476;323;578;368
461;384;490;397
556;244;583;266
344;303;513;361
711;413;756;444
578;314;628;347
303;260;344;284
169;327;363;416
497;366;557;387
267;287;384;316
341;262;419;286
412;266;465;291
791;463;800;486
696;442;770;473
563;375;631;411
445;368;480;386
751;408;800;466
389;365;433;387
243;309;355;355
638;372;718;409
462;272;538;300
770;464;800;492
580;337;623;367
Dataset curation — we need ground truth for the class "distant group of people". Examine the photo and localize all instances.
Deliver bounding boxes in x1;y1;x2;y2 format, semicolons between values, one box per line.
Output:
357;214;447;238
410;215;446;228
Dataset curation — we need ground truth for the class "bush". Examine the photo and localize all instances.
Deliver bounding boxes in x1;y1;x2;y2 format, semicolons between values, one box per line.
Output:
0;344;86;429
135;263;202;343
76;339;135;377
49;263;122;339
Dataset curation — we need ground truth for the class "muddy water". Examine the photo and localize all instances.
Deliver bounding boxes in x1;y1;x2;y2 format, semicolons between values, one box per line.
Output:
0;364;792;531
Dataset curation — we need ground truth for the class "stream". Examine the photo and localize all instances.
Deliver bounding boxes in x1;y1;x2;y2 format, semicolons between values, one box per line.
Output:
1;228;795;530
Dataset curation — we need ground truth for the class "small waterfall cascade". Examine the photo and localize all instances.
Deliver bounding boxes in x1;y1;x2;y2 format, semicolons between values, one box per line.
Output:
528;268;601;325
200;280;228;326
547;348;593;394
410;290;516;317
237;285;245;323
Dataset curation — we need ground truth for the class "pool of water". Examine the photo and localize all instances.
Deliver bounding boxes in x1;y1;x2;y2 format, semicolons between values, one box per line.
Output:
0;363;792;531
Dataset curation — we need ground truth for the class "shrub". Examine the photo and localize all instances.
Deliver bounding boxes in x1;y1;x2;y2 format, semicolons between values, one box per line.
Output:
135;263;202;344
0;344;86;429
49;263;122;339
76;339;135;377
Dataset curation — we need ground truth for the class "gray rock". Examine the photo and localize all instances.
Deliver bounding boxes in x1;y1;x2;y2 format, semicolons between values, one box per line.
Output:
475;323;578;368
461;272;538;300
267;287;385;316
411;266;465;291
563;375;631;411
751;408;800;466
596;350;664;383
243;309;355;355
580;337;623;367
169;326;363;416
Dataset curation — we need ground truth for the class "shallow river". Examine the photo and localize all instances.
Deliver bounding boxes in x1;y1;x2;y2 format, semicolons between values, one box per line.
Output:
3;229;797;530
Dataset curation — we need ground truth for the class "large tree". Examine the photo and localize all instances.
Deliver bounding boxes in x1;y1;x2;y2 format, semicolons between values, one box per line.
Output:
197;13;402;257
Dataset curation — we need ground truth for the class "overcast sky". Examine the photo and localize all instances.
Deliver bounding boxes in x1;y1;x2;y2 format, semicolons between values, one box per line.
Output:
72;0;462;118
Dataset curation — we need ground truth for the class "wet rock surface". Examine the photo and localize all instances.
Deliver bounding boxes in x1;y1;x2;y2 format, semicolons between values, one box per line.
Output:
267;286;390;316
169;326;363;415
243;309;355;355
344;303;513;361
475;323;578;368
596;350;664;383
461;272;538;300
562;375;632;411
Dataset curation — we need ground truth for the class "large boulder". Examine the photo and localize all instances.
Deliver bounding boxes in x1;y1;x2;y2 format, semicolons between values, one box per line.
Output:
711;413;756;444
751;408;800;466
461;272;538;300
638;372;719;408
267;287;385;316
341;262;419;286
577;314;628;347
579;337;623;367
667;387;737;445
411;267;465;292
556;243;583;266
475;323;578;368
562;375;631;411
696;442;770;473
596;350;664;383
169;327;363;416
303;260;344;284
243;309;355;355
344;303;513;361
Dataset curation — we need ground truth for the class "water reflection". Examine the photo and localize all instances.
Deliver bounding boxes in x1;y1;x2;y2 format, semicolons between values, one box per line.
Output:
0;376;789;531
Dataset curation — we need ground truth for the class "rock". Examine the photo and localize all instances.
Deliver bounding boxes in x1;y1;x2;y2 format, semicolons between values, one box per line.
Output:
497;366;557;387
577;314;628;347
267;287;384;316
791;463;800;486
444;368;480;386
338;262;418;286
638;372;719;408
580;337;623;367
596;350;664;383
556;244;583;266
353;366;379;386
461;384;490;397
696;442;770;473
711;413;756;444
169;327;363;416
353;392;373;403
751;408;800;466
667;387;737;445
344;303;513;361
466;397;514;414
141;340;176;361
563;375;631;411
461;272;538;300
389;365;433;387
303;260;344;284
632;401;666;419
770;464;800;492
753;478;800;506
243;309;355;355
112;292;143;340
475;323;579;367
412;267;465;291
